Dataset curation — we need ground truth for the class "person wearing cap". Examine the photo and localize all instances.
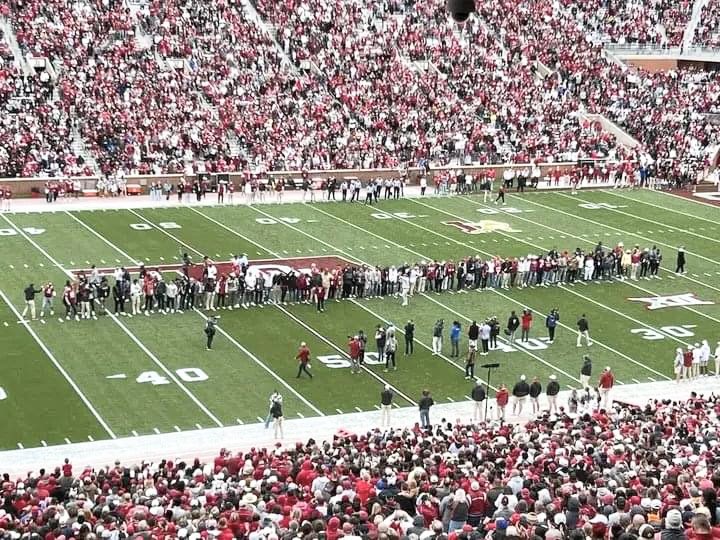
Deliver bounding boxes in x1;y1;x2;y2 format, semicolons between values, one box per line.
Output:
495;384;509;420
380;385;394;427
546;374;559;414
599;367;614;409
295;342;313;378
545;308;559;343
471;380;486;421
580;355;592;389
662;509;685;540
576;314;592;347
674;347;684;383
511;375;530;416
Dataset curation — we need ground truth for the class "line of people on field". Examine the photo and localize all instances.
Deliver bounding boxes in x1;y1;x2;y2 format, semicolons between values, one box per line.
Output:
673;341;720;382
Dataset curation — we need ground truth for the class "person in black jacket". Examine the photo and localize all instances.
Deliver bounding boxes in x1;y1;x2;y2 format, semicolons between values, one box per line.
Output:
676;246;686;274
270;397;284;439
576;314;592;347
112;280;125;316
471;381;486;421
418;390;434;428
21;283;41;321
506;311;520;343
404;320;415;355
468;320;479;349
204;316;218;350
529;376;542;414
580;355;592;389
546;374;560;414
489;317;500;349
512;375;530;416
380;385;394;427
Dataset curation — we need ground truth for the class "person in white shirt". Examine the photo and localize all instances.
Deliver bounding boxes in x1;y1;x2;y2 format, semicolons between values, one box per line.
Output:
388;266;398;295
692;343;702;378
419;176;427;196
207;263;218;281
715;341;720;376
131;279;142;315
583;256;594;281
166;280;178;313
479;321;491;355
409;266;418;296
399;272;410;306
674;347;684;383
700;339;711;376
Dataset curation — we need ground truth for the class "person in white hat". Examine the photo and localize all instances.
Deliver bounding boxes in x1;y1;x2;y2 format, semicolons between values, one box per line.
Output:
598;367;614;409
380;385;394;427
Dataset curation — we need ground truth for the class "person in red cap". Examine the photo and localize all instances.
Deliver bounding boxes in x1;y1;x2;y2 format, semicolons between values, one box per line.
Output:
296;342;313;379
495;384;509;420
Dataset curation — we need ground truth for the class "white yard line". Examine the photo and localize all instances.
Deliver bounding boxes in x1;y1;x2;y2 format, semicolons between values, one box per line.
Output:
302;204;582;384
65;211;139;263
654;189;720;212
602;190;720;227
0;288;117;439
126;208;203;257
349;298;497;390
191;307;325;416
275;304;418;406
186;206;282;258
0;213;224;428
558;192;720;246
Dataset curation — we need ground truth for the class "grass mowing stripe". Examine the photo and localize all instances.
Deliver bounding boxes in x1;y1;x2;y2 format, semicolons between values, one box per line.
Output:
186;206;282;257
0;289;117;439
1;213;225;429
602;190;720;227
518;194;720;294
126;208;203;257
292;204;581;384
110;209;328;416
409;198;675;380
654;189;720;212
348;298;497;390
557;192;720;248
189;307;325;416
451;195;720;316
65;211;138;262
275;304;417;405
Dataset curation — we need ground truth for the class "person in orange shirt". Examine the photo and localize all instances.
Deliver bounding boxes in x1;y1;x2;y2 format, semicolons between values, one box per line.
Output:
598;367;614;409
495;384;509;420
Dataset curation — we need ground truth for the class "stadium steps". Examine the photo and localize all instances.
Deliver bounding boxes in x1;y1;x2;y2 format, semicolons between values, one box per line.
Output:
684;0;710;49
71;126;100;174
0;16;34;76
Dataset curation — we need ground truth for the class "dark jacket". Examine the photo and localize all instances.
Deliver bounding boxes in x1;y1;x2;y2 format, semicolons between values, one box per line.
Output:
512;380;530;397
507;315;519;331
577;317;589;332
529;381;542;398
581;358;592;376
419;396;434;410
381;389;394;406
471;385;486;401
547;380;560;396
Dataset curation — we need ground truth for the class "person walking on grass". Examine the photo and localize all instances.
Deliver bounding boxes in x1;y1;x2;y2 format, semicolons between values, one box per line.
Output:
471;380;485;421
264;391;282;428
432;319;444;355
204;316;218;350
576;313;592;347
450;321;461;358
270;396;284;439
580;355;592;389
296;342;313;378
21;283;41;321
380;385;394;427
404;320;415;355
676;246;686;274
419;389;434;428
384;328;397;372
375;325;386;363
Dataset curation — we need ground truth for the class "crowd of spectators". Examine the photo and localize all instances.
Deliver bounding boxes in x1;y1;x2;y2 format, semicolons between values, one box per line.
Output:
694;1;720;49
0;0;717;181
1;393;720;540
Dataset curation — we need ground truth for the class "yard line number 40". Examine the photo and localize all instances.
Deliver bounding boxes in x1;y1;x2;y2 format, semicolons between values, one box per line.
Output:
136;368;209;385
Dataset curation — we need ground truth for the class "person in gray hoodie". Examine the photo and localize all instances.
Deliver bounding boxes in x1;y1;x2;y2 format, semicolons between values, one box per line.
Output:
661;509;685;540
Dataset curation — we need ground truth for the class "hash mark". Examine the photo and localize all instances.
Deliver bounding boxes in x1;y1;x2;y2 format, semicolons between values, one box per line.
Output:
195;423;202;429
446;397;455;402
115;259;121;263
39;263;44;267
88;435;94;442
354;406;363;412
632;378;641;384
374;405;381;410
236;418;244;424
132;430;139;437
465;395;472;400
648;376;656;382
153;428;161;434
392;402;401;408
64;438;72;444
256;251;262;256
336;408;344;414
257;416;264;422
174;425;181;432
159;257;164;261
17;443;23;449
41;440;47;447
297;412;304;418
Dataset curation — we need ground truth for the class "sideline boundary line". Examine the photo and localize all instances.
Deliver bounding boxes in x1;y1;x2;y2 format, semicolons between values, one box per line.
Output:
0;213;225;428
0;288;117;439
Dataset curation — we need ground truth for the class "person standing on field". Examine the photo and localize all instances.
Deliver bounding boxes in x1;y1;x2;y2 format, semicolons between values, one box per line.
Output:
576;314;592;347
506;311;519;343
264;391;282;428
270;396;284;439
471;380;485;421
520;310;532;342
204;316;218;350
529;376;542;414
545;308;559;343
384;328;397;372
432;319;444;355
40;282;56;318
546;374;560;414
715;341;720;376
676;246;686;274
465;343;476;380
21;283;41;321
418;389;434;428
468;320;479;349
296;341;313;378
404;320;415;355
674;348;684;383
450;321;461;358
598;367;614;409
495;384;509;420
380;385;394;427
580;355;592;389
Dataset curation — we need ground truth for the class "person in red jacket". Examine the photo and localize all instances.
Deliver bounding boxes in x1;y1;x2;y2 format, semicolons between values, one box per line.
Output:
296;342;313;379
521;310;533;342
348;336;361;374
496;384;509;420
598;367;614;409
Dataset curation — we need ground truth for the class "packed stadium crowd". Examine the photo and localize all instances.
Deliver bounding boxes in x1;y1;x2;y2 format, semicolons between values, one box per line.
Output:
2;392;720;540
694;1;720;49
0;0;717;183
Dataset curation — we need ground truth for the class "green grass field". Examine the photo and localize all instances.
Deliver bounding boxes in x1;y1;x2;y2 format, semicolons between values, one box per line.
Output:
0;188;718;450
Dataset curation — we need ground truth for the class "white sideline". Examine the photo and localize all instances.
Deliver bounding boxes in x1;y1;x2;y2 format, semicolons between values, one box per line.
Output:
0;289;117;439
0;378;716;477
0;213;225;429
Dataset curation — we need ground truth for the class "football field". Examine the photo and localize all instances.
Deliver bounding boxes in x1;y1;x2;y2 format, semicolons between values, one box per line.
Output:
0;188;718;450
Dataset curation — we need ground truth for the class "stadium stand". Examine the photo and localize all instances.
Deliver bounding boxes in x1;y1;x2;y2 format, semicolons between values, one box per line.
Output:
694;0;720;48
0;394;718;539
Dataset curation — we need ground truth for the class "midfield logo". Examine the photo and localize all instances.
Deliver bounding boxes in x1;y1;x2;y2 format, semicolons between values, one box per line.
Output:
444;220;521;234
628;293;715;310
